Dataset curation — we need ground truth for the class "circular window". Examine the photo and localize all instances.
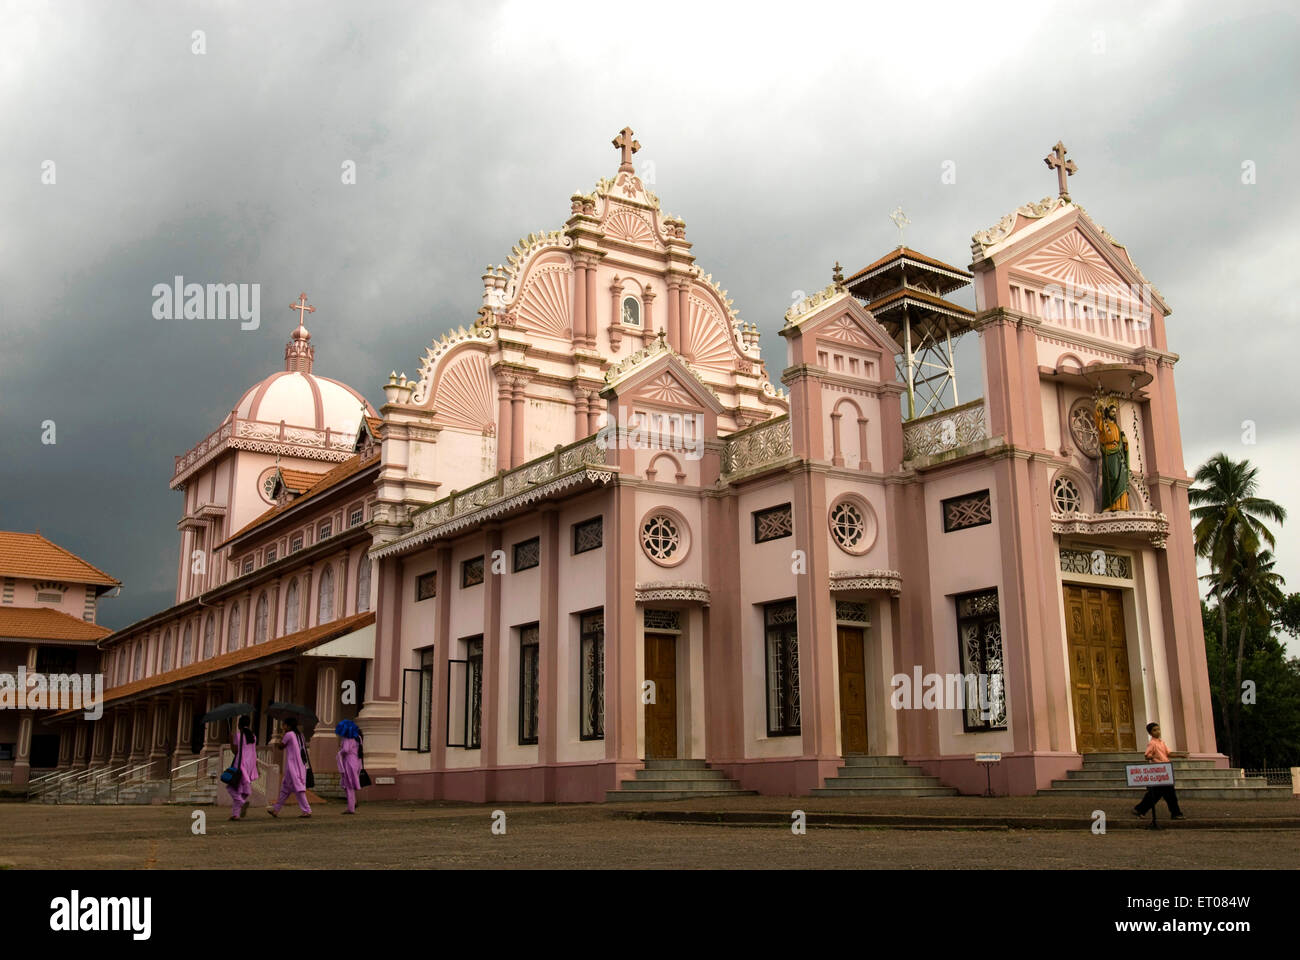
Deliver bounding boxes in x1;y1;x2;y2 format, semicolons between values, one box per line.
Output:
640;509;689;566
1068;399;1100;459
1052;475;1082;514
828;496;876;555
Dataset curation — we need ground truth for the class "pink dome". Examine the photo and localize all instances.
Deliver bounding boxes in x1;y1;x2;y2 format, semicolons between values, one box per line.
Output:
235;371;374;434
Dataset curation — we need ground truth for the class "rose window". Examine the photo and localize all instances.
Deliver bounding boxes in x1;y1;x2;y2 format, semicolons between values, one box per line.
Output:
829;500;866;551
641;513;681;562
1052;476;1082;514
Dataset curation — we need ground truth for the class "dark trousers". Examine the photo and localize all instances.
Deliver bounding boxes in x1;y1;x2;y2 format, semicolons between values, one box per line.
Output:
1135;785;1182;817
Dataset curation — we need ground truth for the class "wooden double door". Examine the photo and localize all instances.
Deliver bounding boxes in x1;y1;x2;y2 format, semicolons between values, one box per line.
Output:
644;634;678;758
837;626;869;755
1064;585;1137;752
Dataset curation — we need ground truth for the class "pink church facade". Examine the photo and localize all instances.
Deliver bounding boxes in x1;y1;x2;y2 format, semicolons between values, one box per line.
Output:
38;132;1217;802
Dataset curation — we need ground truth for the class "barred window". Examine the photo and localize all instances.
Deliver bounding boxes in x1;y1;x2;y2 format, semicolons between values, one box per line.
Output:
754;503;793;543
161;629;173;672
574;517;603;554
462;556;485;588
290;534;304;553
284;579;300;633
1052;476;1082;514
319;520;333;540
466;637;483;749
255;593;269;644
955;589;1007;731
416;570;436;601
317;564;335;625
941;490;992;532
203;615;216;659
513;537;540;572
764;600;800;736
349;506;364;527
357;555;372;612
579;610;605;740
242;557;254;575
264;544;277;564
519;624;540;745
181;624;194;667
418;648;434;752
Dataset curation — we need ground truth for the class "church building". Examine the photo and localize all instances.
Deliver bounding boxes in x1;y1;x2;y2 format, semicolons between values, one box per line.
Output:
37;131;1218;802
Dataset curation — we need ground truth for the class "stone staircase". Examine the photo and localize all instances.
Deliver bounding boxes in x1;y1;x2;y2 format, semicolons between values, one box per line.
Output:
1039;753;1293;800
811;755;960;797
606;759;757;802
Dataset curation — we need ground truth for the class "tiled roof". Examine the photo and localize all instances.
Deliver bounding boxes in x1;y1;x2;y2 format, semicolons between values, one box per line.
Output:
0;532;120;588
52;611;375;718
866;287;975;316
220;452;380;549
846;246;973;283
362;416;385;438
0;606;112;643
277;467;327;494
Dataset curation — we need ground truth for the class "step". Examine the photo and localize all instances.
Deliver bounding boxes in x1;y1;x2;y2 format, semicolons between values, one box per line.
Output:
642;759;709;770
1037;786;1293;800
810;786;959;797
1079;759;1220;771
1063;771;1258;783
821;775;955;790
838;756;911;768
606;789;759;802
632;768;731;781
616;778;748;792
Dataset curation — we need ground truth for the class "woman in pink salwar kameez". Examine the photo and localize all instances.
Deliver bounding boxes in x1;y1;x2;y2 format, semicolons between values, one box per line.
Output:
268;716;312;818
226;717;258;821
335;718;363;815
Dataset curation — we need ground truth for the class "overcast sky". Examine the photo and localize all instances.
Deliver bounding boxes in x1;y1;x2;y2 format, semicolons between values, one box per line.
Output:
1;0;1296;641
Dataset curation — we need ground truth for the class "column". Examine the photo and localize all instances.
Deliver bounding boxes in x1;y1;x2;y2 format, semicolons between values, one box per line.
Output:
572;259;588;345
585;257;598;349
148;696;173;778
642;287;656;337
482;527;503;775
677;282;691;356
666;278;681;349
538;508;560;800
497;380;513;471
510;379;526;469
574;389;589;440
12;714;32;787
608;276;624;350
830;411;844;467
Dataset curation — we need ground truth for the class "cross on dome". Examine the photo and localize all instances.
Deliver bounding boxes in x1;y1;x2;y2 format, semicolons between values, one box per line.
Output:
285;292;317;373
1044;141;1078;200
290;292;315;340
612;126;640;172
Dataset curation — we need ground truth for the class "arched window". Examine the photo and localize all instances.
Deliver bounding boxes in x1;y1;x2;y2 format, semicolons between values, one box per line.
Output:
356;556;372;613
132;643;144;681
161;628;173;672
181;624;193;666
227;601;242;651
621;295;641;327
285;579;300;633
317;564;336;625
203;615;216;659
255;592;269;644
115;652;126;686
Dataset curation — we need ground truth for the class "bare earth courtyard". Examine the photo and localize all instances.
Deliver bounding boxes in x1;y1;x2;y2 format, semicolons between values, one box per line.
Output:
2;796;1297;870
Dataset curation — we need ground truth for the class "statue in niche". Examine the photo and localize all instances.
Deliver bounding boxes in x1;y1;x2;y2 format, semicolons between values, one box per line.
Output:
1094;397;1130;511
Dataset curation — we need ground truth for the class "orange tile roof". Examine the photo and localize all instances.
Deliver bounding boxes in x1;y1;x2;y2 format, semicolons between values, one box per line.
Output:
847;246;973;283
52;611;375;718
866;287;975;316
0;532;120;588
277;467;327;494
221;452;380;549
0;606;112;643
363;416;384;437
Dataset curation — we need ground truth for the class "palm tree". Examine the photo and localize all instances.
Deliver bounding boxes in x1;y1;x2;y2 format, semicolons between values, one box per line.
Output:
1221;550;1286;763
1190;454;1286;764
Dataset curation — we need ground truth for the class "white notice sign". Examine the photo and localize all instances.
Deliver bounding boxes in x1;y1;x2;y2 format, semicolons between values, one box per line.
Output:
1125;762;1174;787
974;752;1002;763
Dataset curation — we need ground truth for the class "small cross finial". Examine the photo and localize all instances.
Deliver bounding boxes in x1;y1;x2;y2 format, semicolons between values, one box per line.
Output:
290;292;315;336
888;205;910;245
1044;141;1078;200
832;261;844;286
612;126;641;172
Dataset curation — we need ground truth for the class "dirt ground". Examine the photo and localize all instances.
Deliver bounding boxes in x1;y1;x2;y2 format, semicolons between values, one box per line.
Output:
2;795;1297;869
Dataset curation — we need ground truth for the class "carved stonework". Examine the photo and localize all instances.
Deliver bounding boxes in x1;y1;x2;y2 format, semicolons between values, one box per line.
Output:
634;581;710;605
722;416;792;475
829;569;903;595
1068;398;1100;458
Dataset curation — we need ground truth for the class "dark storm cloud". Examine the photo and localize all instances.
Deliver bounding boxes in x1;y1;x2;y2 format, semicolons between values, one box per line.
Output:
0;0;1295;629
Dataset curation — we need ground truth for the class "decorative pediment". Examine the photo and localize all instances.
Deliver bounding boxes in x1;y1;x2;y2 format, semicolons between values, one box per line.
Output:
431;349;496;435
603;204;662;248
603;335;725;414
1014;227;1127;290
782;288;901;356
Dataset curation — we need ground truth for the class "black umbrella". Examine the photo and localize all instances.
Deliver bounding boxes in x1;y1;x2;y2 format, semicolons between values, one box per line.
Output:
267;702;317;723
199;702;254;724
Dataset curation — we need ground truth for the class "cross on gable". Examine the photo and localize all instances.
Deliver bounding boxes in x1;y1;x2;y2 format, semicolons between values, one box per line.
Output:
612;126;640;172
1044;141;1078;200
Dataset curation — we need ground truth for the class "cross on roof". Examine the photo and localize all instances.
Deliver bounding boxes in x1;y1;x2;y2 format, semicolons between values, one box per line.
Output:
290;292;315;331
1044;141;1078;200
612;126;641;172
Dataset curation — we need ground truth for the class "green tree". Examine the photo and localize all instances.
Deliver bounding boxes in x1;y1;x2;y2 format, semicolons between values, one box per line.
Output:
1190;454;1286;765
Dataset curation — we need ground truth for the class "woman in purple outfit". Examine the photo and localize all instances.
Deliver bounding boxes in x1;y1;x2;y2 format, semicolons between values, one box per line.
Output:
335;718;363;815
268;716;312;818
226;716;258;821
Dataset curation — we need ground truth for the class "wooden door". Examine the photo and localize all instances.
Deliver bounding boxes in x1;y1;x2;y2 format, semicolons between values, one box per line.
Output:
644;634;677;759
1064;585;1136;752
837;627;869;755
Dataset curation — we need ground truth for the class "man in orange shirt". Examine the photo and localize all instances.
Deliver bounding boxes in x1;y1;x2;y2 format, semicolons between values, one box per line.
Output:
1133;722;1185;819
